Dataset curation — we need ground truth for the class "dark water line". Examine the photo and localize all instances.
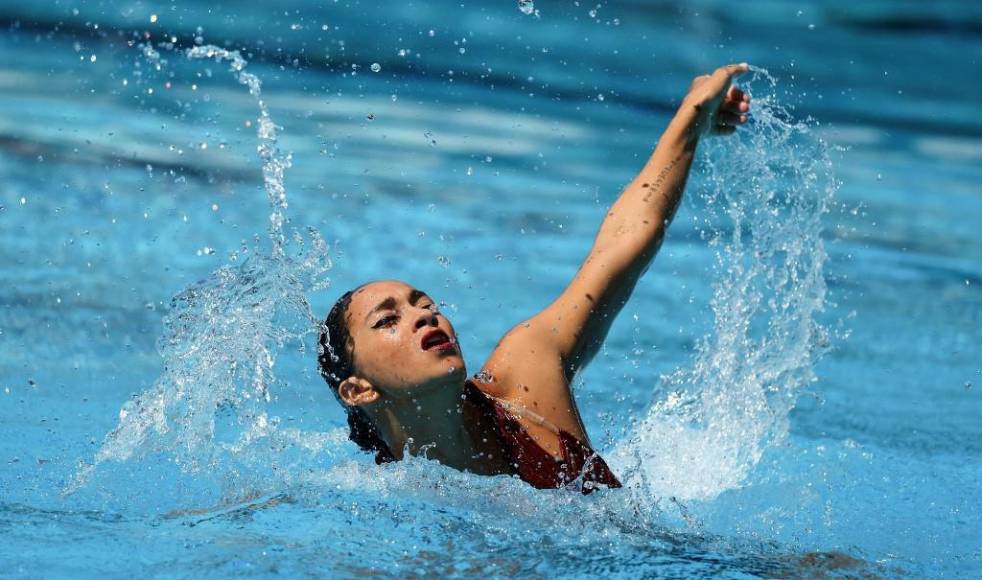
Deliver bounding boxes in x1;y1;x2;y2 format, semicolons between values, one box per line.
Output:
6;18;982;139
0;135;257;183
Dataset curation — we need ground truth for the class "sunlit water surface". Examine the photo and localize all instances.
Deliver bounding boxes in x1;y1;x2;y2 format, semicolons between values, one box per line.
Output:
1;1;980;577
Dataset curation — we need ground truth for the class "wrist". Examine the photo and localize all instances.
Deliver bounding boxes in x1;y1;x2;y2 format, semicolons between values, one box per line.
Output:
667;102;702;149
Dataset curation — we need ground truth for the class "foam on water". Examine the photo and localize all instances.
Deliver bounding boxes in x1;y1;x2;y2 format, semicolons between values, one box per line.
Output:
69;48;835;520
611;69;837;501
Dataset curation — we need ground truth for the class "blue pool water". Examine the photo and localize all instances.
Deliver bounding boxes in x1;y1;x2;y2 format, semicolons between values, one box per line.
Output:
2;1;981;577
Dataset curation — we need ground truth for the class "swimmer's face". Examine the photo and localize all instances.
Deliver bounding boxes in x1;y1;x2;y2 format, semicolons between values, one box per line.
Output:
344;280;466;398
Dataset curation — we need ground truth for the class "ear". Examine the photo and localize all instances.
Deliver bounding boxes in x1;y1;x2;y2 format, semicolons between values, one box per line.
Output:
337;376;380;407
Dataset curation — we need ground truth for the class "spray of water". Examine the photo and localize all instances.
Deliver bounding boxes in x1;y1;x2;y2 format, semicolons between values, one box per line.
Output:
64;43;334;496
611;69;836;501
69;46;834;512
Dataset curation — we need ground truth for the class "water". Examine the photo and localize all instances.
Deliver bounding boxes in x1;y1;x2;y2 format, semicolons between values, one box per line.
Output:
2;1;981;577
612;78;836;501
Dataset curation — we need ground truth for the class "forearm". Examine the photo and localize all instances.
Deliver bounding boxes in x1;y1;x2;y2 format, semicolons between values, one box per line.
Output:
540;64;748;371
596;106;701;255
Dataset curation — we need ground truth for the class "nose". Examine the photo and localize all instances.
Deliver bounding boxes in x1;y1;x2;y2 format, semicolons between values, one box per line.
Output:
414;310;438;331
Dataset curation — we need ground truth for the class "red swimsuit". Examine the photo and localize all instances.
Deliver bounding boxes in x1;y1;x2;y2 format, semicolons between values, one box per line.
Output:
463;380;621;493
373;381;621;493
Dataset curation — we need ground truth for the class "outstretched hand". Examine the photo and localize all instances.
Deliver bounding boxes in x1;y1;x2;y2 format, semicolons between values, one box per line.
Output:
682;63;751;137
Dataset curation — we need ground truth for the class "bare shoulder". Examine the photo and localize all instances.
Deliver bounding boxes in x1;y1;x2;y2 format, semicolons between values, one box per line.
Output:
475;317;560;395
474;317;589;442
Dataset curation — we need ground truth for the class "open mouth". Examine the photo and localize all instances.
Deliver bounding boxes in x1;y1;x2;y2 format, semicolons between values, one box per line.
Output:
420;329;454;352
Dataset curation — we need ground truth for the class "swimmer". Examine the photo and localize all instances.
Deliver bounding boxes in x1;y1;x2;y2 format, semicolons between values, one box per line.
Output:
318;63;752;492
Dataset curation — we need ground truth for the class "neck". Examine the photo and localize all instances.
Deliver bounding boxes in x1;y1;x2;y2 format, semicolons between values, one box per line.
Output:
368;379;508;475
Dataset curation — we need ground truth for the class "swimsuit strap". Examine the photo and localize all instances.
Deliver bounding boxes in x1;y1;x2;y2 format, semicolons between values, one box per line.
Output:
464;377;622;493
484;394;563;438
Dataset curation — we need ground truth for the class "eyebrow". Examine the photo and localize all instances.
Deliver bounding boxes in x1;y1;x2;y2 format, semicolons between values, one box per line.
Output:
365;296;398;323
364;289;429;323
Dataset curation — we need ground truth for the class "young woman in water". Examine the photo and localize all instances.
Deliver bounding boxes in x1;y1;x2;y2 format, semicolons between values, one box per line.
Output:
318;63;752;492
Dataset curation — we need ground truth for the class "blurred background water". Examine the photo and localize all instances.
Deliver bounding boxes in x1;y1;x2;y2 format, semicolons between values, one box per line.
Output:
1;1;980;577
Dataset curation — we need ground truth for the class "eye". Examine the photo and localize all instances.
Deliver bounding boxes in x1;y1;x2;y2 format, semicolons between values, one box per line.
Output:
423;302;439;313
373;314;398;329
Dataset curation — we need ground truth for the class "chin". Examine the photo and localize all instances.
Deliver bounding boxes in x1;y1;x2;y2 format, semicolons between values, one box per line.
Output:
407;358;467;398
452;363;467;380
442;355;466;378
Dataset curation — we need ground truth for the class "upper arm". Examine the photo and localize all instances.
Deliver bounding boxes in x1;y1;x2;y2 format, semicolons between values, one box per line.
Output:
476;219;661;418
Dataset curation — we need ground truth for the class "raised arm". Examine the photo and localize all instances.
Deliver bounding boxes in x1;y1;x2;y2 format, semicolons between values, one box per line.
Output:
529;63;752;377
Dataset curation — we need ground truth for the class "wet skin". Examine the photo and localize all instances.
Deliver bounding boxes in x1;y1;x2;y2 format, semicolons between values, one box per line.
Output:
333;64;753;470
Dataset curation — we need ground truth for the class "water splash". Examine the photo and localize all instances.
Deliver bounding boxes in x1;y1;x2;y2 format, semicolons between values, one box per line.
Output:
71;48;833;512
65;44;333;496
611;68;837;501
144;43;292;253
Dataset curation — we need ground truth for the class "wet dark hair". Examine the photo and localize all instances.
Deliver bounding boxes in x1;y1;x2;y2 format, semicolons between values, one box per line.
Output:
318;288;395;464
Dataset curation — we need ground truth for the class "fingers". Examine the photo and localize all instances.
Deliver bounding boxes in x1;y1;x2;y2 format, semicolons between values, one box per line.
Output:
726;85;749;103
685;62;752;138
712;109;747;137
716;111;747;127
715;62;750;79
713;64;749;93
721;95;750;114
721;77;751;115
701;62;750;103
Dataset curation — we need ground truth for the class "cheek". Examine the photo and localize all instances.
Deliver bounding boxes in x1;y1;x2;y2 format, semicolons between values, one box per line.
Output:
355;330;413;376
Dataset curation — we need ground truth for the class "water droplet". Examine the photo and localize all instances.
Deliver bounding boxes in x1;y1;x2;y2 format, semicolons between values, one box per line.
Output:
150;14;158;23
89;54;97;62
370;62;381;73
807;23;816;30
518;0;535;15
